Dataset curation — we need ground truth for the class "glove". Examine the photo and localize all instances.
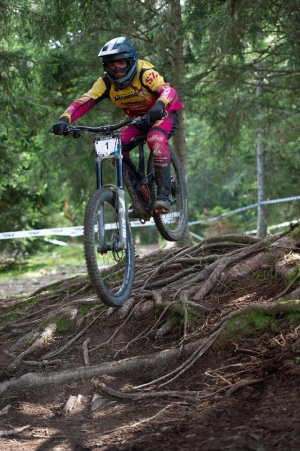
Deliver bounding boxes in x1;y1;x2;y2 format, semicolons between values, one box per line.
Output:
51;117;69;135
146;101;165;127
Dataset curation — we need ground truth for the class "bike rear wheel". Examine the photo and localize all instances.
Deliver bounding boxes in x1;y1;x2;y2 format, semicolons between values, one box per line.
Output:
84;187;135;307
148;146;188;241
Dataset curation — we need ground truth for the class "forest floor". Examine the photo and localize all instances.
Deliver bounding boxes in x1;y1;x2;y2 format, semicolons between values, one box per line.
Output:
0;235;300;451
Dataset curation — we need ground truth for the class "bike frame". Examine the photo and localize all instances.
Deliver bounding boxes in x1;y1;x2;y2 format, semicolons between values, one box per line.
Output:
51;115;188;275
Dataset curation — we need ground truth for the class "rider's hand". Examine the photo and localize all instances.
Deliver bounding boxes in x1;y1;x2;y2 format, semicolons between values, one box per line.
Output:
51;117;69;135
146;101;165;127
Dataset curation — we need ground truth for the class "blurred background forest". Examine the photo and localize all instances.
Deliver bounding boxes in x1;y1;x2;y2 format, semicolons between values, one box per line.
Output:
1;0;300;258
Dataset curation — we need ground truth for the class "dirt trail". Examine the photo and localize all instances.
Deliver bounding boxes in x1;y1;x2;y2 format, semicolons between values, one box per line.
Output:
0;236;300;450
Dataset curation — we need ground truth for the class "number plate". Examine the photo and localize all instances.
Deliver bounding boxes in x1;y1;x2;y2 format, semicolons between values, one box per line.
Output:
95;137;118;156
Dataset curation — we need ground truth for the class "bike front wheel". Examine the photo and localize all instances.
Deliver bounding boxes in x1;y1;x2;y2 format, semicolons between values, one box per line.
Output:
148;146;188;241
84;187;135;307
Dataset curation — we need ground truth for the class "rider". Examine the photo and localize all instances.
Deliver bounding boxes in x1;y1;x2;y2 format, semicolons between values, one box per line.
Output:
51;36;183;216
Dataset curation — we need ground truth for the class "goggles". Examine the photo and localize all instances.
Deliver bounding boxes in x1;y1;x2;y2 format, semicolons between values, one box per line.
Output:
106;60;129;76
106;60;128;71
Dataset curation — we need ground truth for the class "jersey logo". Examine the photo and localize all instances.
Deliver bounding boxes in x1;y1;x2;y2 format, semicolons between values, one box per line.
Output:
132;85;148;98
114;92;139;101
145;72;158;84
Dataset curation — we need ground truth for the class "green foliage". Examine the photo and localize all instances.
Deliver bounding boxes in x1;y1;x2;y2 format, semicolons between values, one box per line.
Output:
0;244;85;273
2;0;300;255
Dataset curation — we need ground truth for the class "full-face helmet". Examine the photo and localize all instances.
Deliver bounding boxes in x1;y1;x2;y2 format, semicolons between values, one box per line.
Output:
98;37;138;90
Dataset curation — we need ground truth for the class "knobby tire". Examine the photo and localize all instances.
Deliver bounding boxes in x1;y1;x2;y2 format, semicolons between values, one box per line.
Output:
84;187;135;307
148;146;188;241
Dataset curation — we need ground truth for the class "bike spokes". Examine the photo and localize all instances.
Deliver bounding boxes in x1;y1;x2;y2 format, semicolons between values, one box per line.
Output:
150;147;188;241
84;188;135;307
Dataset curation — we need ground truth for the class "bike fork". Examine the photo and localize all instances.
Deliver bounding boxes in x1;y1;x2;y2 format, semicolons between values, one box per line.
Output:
94;136;128;252
115;139;127;250
116;187;127;250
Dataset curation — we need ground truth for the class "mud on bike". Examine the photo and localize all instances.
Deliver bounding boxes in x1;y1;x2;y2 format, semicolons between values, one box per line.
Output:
62;116;188;307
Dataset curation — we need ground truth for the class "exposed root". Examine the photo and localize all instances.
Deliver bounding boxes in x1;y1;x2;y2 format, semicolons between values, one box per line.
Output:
98;381;207;400
42;309;104;359
0;339;203;395
10;323;57;367
89;301;143;354
1;228;300;402
0;424;30;437
225;378;264;397
82;338;91;366
134;323;226;389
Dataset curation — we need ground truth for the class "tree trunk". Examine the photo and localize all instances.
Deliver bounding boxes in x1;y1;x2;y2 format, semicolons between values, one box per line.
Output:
170;0;191;246
256;79;267;237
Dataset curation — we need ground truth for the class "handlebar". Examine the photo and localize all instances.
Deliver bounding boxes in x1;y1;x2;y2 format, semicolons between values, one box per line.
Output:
62;115;147;138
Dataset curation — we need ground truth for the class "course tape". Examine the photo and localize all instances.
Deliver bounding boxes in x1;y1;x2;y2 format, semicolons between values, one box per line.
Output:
0;227;85;240
0;196;299;240
0;213;178;240
188;195;300;226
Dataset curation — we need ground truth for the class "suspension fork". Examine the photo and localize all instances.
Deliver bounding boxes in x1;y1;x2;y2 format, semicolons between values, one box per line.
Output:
96;160;102;190
94;134;127;251
115;135;127;250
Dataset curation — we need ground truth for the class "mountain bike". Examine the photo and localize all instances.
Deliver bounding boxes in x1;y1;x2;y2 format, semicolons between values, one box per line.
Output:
62;116;188;307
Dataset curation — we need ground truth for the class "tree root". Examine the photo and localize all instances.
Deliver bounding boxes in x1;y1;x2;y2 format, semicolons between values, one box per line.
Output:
193;234;289;301
225;378;263;397
0;424;30;437
42;309;104;360
0;338;202;395
97;381;216;401
1;228;300;400
10;323;57;367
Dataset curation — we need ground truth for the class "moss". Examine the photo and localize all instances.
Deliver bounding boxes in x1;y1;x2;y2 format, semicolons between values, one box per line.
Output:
286;266;300;288
168;304;202;327
80;304;96;316
285;309;300;325
215;305;300;351
0;314;19;324
53;317;70;334
43;310;79;335
152;307;161;316
221;310;279;344
295;351;300;365
7;297;39;312
291;225;300;242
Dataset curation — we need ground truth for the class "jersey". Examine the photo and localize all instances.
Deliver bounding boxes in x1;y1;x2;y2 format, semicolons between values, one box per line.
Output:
60;60;183;123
